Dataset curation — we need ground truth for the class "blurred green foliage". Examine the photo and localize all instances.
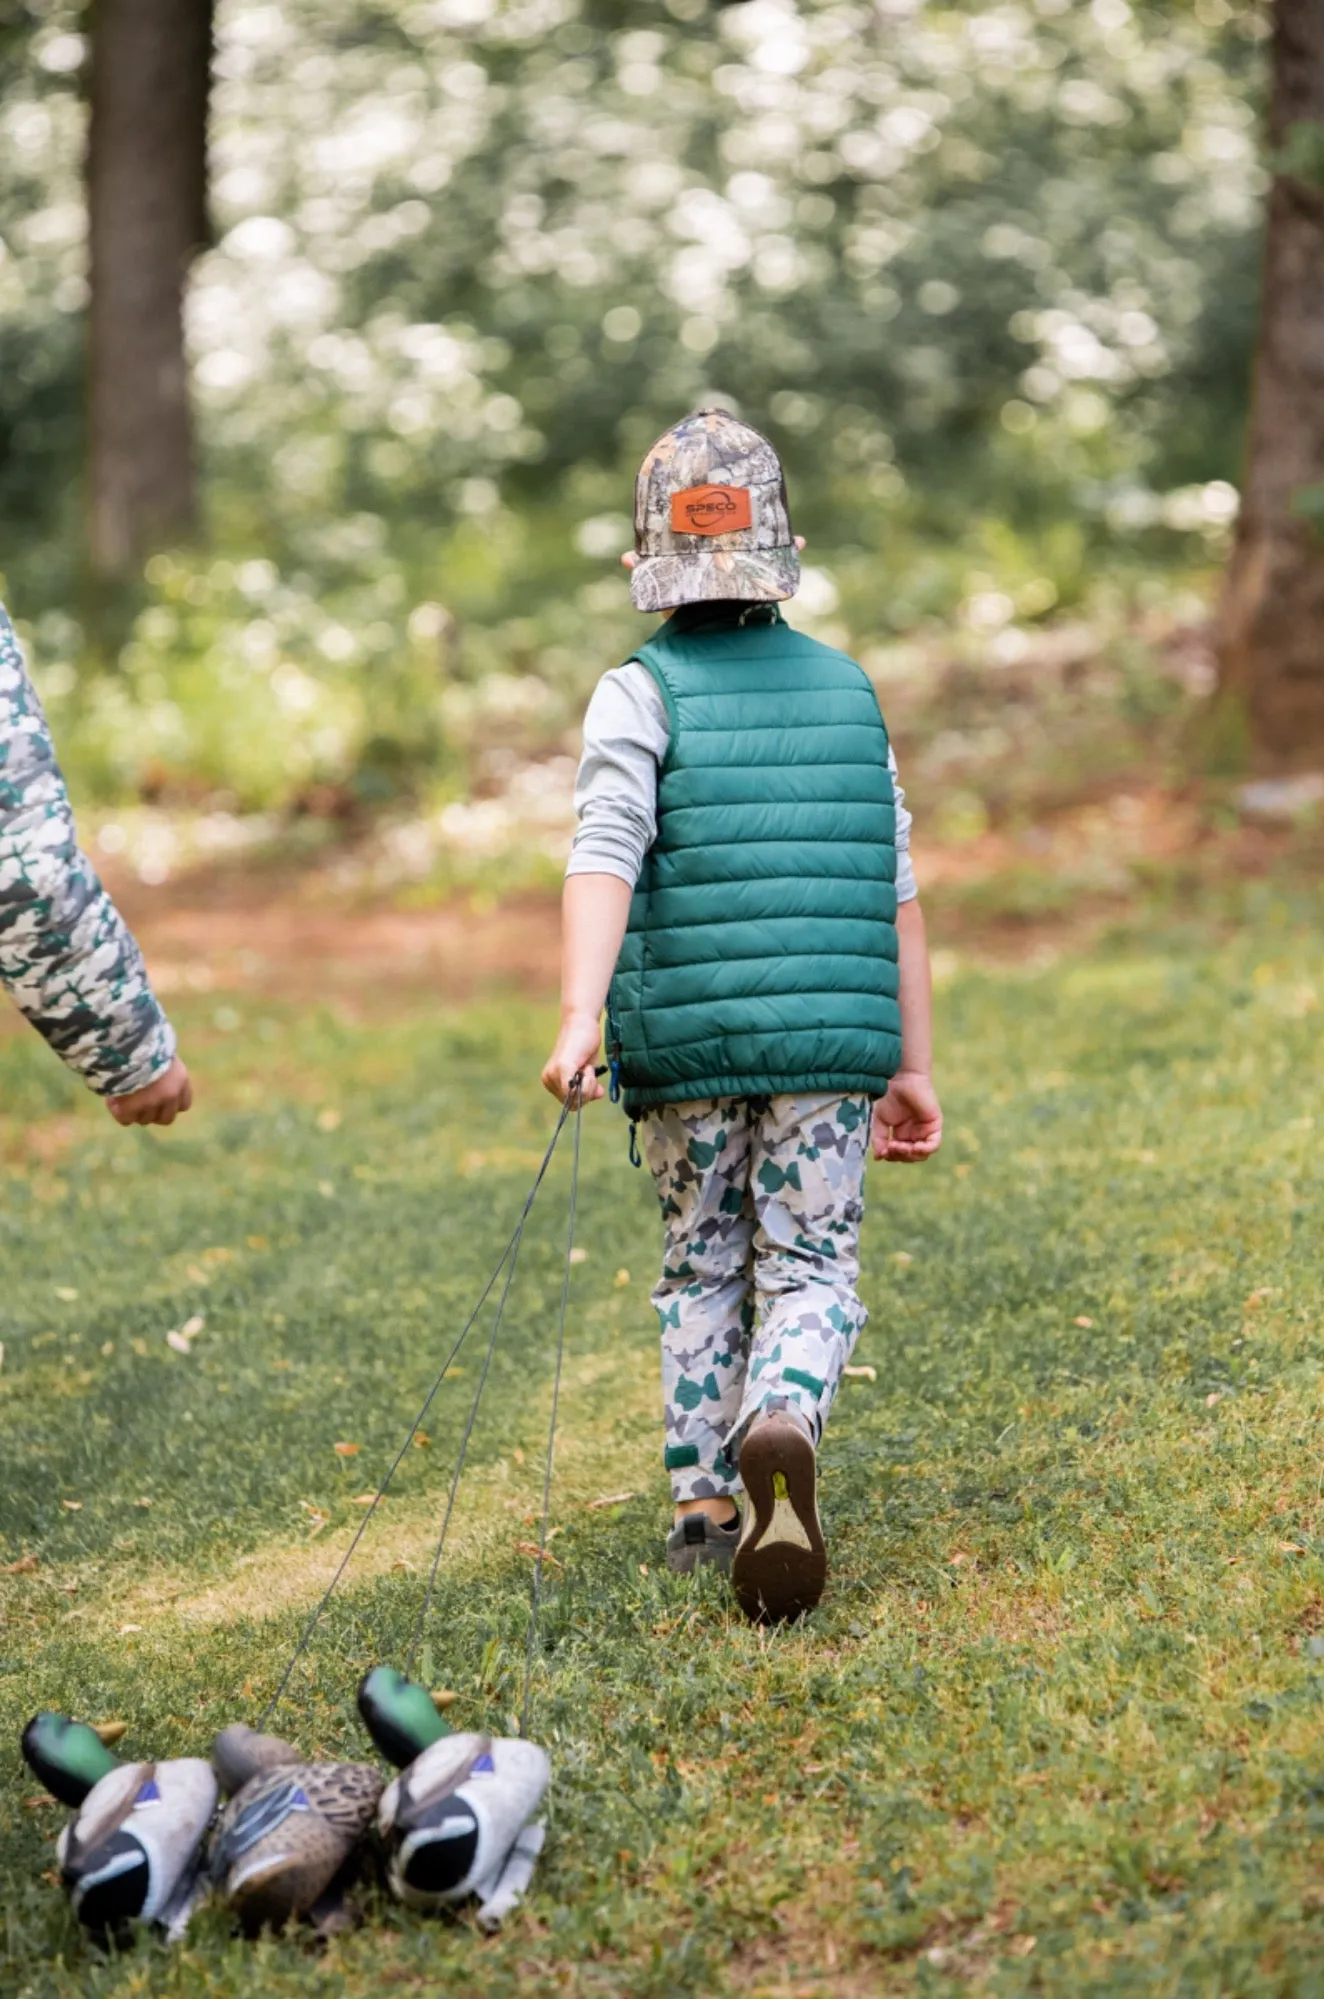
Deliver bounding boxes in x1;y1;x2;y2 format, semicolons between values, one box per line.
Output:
0;0;1267;808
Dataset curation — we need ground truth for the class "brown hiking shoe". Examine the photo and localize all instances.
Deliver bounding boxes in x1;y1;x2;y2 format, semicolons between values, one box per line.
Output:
732;1412;826;1623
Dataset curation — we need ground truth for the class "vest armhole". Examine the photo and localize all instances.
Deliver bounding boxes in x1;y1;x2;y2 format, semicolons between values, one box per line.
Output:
627;647;682;777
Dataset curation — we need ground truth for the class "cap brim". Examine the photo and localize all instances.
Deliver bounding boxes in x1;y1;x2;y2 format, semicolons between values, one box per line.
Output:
630;546;800;614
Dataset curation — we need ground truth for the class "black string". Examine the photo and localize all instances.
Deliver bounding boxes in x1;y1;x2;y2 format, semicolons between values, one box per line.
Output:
406;1181;536;1673
259;1091;575;1727
520;1079;581;1733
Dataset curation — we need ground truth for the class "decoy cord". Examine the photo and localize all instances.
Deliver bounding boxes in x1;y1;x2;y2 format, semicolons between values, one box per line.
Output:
259;1083;580;1728
520;1079;580;1734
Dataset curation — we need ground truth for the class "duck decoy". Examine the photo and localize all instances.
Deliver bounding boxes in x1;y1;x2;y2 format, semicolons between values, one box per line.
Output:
209;1722;382;1938
357;1666;550;1930
20;1712;217;1941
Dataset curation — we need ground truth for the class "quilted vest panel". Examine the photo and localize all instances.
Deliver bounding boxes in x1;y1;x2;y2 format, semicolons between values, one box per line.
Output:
607;608;901;1113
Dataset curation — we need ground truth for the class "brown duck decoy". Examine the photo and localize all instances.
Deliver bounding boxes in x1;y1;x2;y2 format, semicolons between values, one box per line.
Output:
209;1723;382;1937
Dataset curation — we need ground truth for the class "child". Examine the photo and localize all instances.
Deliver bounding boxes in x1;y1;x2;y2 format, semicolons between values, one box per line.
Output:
542;410;941;1621
0;604;192;1126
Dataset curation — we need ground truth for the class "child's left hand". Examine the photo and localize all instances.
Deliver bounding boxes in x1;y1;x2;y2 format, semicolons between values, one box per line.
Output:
871;1074;943;1162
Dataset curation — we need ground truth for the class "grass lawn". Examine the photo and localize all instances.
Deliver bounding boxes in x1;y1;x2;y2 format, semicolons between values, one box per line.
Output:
2;893;1323;1997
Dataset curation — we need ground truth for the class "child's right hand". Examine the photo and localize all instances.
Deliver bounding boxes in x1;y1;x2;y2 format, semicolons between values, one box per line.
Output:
541;1012;605;1104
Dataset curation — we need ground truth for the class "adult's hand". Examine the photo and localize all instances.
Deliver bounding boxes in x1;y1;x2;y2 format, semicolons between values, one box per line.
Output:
106;1056;194;1127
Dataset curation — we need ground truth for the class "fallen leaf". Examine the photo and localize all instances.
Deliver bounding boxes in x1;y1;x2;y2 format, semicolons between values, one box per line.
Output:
891;1250;914;1267
1206;1392;1221;1406
614;1268;631;1287
247;1234;269;1250
513;1447;525;1465
1074;1315;1095;1329
24;1797;55;1811
60;1499;82;1512
588;1490;637;1509
55;1286;78;1302
94;1721;128;1746
1278;1541;1307;1555
132;1497;152;1509
569;1247;588;1265
1245;1287;1276;1309
430;1689;459;1709
333;1441;361;1457
181;1314;205;1338
638;1562;649;1577
412;1430;431;1449
4;1555;38;1574
118;1623;143;1636
60;1581;78;1595
351;1494;382;1506
1010;1937;1037;1958
948;1552;972;1566
516;1542;564;1569
843;1364;877;1382
316;1107;342;1132
166;1330;193;1355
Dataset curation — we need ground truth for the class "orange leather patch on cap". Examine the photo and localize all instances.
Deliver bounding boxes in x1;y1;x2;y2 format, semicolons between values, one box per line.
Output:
669;484;753;536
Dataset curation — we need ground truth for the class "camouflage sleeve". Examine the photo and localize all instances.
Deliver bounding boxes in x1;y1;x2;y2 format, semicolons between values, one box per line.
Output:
0;605;177;1097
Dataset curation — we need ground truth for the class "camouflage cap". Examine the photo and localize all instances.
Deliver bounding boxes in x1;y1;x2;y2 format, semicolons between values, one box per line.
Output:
630;408;799;613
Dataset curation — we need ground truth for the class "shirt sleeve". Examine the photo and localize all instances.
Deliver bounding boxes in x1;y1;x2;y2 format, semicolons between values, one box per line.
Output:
566;661;668;889
0;606;177;1096
890;744;918;904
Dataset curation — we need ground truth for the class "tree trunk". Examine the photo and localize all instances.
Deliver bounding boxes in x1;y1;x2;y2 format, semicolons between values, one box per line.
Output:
87;0;214;577
1218;0;1324;765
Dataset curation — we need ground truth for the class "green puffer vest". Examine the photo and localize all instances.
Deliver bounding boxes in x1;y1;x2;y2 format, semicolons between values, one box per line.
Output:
607;605;902;1114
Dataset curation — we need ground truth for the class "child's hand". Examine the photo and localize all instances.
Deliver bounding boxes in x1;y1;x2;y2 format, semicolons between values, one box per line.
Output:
542;1012;605;1104
871;1073;942;1162
106;1055;194;1128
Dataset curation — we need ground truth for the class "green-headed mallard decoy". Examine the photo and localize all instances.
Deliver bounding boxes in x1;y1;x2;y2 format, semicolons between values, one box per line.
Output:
209;1723;381;1938
21;1712;216;1941
358;1666;550;1930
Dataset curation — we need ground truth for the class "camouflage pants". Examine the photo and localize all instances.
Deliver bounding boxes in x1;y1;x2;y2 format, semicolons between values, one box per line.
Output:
640;1093;870;1503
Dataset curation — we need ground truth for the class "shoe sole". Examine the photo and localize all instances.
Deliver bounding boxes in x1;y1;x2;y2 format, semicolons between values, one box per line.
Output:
732;1419;826;1623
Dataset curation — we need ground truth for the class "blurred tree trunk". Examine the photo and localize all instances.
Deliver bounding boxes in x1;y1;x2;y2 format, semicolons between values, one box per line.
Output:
1218;0;1324;764
87;0;214;578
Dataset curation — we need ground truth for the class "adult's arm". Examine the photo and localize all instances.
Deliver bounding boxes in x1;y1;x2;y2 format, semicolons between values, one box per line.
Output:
0;606;181;1101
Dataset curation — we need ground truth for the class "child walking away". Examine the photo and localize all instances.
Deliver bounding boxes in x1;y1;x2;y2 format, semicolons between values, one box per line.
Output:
543;410;942;1621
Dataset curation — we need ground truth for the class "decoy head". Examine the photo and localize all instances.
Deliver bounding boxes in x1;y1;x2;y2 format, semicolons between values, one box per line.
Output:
357;1666;452;1770
21;1713;121;1810
211;1724;302;1797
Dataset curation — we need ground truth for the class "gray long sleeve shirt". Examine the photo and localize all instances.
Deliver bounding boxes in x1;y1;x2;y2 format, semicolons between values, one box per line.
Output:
568;660;917;900
0;605;177;1095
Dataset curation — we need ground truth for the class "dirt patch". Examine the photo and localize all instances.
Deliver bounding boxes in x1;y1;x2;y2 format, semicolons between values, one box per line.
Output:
2;785;1310;1039
114;880;563;1009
